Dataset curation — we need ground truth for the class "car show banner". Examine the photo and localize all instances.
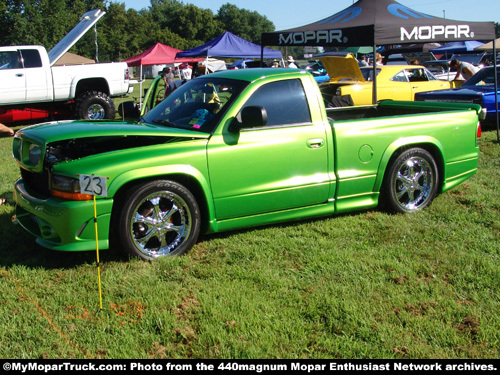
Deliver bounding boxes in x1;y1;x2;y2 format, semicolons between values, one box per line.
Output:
261;0;495;47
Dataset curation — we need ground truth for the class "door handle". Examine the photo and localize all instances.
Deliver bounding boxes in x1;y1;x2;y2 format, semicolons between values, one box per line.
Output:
307;138;325;149
16;73;24;77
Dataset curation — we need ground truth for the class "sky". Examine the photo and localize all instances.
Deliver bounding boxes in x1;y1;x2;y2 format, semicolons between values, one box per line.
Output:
121;0;499;32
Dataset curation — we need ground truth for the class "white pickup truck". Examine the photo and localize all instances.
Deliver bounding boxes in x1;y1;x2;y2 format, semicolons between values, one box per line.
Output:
0;9;132;121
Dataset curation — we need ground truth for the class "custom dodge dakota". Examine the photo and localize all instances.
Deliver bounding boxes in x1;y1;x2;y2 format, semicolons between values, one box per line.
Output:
12;68;482;260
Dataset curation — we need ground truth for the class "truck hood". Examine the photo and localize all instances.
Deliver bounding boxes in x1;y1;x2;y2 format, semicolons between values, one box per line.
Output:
14;120;209;172
317;53;365;83
48;9;105;66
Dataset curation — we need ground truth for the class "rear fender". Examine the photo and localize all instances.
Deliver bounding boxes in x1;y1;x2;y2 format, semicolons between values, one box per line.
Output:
373;136;444;193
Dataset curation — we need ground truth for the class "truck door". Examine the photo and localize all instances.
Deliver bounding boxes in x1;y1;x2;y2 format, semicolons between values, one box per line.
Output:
20;49;51;102
0;50;26;104
207;78;330;220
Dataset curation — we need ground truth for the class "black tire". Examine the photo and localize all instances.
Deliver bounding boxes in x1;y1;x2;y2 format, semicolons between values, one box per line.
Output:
382;148;439;213
113;180;201;260
74;90;116;120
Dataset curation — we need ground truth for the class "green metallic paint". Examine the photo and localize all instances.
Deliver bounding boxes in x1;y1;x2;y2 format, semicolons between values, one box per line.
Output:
12;69;481;254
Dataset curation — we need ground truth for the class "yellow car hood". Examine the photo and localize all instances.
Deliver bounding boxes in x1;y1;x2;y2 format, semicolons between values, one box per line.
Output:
318;53;365;83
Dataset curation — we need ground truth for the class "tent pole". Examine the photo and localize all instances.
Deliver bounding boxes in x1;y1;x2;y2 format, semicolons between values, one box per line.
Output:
372;43;377;104
494;39;499;143
139;65;143;110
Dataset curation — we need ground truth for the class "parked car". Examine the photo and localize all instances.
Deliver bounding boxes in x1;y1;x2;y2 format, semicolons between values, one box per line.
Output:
318;53;461;106
415;65;499;123
422;60;454;81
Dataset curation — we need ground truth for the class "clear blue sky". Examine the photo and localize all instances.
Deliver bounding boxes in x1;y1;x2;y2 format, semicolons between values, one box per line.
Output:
121;0;499;32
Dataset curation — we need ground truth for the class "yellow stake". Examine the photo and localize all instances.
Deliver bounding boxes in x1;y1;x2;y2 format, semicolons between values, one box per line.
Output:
93;195;103;310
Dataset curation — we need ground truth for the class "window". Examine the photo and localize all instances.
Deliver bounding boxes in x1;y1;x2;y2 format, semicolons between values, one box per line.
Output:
241;79;311;127
20;49;42;68
391;70;409;82
0;51;21;70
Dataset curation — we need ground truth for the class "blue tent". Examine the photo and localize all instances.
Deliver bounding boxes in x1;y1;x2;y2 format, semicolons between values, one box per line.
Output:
430;41;484;54
176;31;282;59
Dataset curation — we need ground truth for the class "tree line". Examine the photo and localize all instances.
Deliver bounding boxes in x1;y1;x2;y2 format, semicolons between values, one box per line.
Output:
1;0;499;64
0;0;278;62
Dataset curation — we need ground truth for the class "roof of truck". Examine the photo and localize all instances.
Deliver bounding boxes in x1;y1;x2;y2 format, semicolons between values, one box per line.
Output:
206;67;310;82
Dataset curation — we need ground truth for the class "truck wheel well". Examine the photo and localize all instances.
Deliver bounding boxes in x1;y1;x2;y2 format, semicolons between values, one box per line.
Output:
384;143;444;193
112;174;210;234
75;78;110;97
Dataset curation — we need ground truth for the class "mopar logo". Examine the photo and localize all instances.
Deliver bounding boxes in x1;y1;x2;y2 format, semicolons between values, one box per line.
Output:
278;30;345;45
401;25;473;41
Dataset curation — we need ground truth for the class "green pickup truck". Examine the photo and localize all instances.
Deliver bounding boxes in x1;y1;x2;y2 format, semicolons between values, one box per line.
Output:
12;68;482;260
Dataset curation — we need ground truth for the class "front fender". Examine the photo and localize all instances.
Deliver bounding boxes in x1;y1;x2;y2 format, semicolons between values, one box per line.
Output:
108;164;217;232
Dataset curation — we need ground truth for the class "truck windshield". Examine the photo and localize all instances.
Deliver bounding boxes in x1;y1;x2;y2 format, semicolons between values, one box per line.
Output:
143;77;248;133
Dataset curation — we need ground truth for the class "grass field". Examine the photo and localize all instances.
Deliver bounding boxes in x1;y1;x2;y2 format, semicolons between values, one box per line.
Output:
0;119;499;359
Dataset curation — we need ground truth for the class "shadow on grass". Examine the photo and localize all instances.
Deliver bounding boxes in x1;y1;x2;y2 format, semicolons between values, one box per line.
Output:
0;208;128;270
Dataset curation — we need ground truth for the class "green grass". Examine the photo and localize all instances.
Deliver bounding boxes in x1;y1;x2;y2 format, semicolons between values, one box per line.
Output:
0;126;499;359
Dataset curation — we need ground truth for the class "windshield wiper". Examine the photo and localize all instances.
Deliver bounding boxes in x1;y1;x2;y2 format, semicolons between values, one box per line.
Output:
151;119;177;127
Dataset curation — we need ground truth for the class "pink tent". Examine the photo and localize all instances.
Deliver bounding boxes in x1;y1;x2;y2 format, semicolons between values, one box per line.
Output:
125;43;202;66
124;43;203;106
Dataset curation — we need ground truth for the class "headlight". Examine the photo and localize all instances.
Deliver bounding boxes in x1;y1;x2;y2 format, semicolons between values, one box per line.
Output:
51;175;91;201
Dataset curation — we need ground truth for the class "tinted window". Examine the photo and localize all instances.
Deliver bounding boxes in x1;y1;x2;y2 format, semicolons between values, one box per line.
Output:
0;51;21;69
20;49;42;68
242;79;311;126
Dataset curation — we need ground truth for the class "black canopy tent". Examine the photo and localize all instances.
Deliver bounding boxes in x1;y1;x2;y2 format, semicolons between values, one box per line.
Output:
261;0;498;139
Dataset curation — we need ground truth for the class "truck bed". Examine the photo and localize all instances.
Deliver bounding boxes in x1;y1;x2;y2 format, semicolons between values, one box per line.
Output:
326;100;482;122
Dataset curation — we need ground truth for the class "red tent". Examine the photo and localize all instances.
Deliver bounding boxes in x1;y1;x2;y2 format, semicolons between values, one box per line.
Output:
124;43;202;66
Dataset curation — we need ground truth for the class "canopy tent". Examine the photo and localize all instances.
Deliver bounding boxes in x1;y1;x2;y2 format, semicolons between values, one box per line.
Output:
261;0;498;139
125;42;199;67
430;41;484;54
124;43;203;106
475;38;500;51
53;52;95;66
261;0;494;47
176;31;282;60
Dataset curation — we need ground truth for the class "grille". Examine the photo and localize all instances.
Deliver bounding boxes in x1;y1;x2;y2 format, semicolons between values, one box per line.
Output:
20;168;51;196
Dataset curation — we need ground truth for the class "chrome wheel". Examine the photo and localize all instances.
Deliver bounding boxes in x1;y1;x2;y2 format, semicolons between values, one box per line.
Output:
383;148;439;213
87;104;106;120
394;156;434;211
115;180;200;260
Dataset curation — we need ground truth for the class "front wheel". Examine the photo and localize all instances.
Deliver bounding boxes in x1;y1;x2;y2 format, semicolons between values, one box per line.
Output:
113;180;201;260
382;148;439;213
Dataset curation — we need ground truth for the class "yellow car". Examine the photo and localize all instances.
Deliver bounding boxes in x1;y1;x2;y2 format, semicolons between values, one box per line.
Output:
318;53;462;106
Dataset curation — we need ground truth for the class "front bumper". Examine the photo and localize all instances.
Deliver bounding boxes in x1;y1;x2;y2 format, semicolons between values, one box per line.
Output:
13;178;114;252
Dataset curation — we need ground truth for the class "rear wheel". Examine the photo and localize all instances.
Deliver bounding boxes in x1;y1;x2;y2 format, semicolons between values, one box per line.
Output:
113;180;201;260
382;148;439;213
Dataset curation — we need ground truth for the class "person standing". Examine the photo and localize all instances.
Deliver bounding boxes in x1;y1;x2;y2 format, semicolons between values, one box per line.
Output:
358;55;368;67
181;64;192;80
287;56;298;68
450;59;479;81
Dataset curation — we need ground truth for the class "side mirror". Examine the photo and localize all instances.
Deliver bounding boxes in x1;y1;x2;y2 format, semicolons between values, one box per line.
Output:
240;106;267;127
229;106;268;132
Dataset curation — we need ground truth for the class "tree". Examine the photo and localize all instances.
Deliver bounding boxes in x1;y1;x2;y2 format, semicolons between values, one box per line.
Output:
216;3;275;44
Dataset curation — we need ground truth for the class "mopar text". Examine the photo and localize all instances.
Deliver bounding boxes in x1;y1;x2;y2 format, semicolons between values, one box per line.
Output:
401;24;472;41
279;30;344;45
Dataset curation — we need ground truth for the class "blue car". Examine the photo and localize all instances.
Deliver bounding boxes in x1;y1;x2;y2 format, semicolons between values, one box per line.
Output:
415;66;499;123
